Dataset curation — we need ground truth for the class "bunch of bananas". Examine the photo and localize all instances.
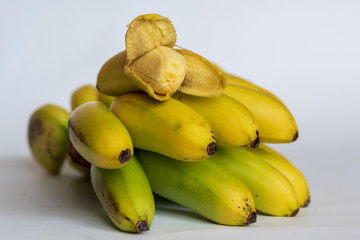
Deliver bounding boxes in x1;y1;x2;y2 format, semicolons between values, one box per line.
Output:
27;14;310;233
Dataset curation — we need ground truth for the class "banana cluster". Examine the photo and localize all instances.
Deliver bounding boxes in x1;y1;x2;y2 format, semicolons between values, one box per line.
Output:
27;13;310;234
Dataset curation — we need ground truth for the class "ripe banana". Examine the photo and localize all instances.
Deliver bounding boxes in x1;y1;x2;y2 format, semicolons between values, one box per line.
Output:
28;104;70;174
172;92;259;148
110;92;216;161
71;84;115;111
91;155;155;233
224;84;298;143
209;146;300;217
136;149;256;226
175;49;226;97
224;73;284;104
68;101;133;169
247;144;310;207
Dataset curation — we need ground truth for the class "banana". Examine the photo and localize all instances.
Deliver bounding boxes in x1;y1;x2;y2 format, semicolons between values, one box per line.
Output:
67;142;91;174
110;92;216;161
136;149;256;226
71;84;115;111
247;144;310;207
68;101;133;169
224;73;284;104
224;84;298;143
209;146;300;217
172;92;259;148
175;49;226;97
28;104;70;174
91;155;155;233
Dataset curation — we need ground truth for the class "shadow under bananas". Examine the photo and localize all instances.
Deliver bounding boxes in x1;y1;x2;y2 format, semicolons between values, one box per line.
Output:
0;157;114;231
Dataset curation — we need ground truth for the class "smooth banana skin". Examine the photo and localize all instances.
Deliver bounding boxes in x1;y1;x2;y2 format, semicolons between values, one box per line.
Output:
247;144;310;207
28;104;70;174
91;155;155;233
136;149;257;226
224;73;284;104
68;101;133;169
172;92;259;148
209;146;300;217
224;84;298;143
110;92;216;161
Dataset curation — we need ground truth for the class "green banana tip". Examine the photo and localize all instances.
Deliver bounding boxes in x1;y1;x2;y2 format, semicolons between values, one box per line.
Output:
135;220;149;233
119;148;132;163
247;212;257;225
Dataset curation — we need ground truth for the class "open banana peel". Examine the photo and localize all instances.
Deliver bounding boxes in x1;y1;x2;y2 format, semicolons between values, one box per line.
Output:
97;13;226;101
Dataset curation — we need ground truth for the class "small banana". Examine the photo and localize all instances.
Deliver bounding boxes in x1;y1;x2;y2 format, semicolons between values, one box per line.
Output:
28;104;70;174
110;92;216;161
175;49;226;97
247;144;310;207
91;155;155;233
68;101;133;169
224;73;284;104
224;84;298;143
172;92;259;148
209;146;300;217
136;149;256;226
71;84;115;111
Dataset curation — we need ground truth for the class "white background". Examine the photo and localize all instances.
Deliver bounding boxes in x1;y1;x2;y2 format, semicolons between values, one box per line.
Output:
1;0;360;239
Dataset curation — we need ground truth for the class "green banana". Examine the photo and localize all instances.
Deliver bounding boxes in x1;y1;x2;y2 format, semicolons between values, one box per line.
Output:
224;73;284;104
110;92;216;161
91;155;155;233
224;84;298;143
71;84;116;111
247;144;310;207
68;101;133;169
136;149;256;226
172;92;259;148
209;146;300;217
28;104;70;174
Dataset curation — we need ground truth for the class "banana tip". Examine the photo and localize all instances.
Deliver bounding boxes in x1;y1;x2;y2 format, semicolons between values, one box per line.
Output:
292;132;299;142
291;208;300;217
119;148;132;163
247;212;257;225
302;196;311;207
135;220;149;232
250;132;260;148
207;142;217;156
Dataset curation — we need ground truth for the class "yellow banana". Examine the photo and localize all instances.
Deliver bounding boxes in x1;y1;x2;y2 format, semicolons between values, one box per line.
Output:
209;146;300;217
247;144;310;207
224;84;298;143
110;92;216;161
224;73;284;104
172;92;259;148
91;155;155;233
28;104;70;174
68;101;133;169
136;149;256;226
67;142;91;174
71;84;116;111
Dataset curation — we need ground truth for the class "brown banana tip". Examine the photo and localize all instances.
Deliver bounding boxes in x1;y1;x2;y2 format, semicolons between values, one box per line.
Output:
250;132;260;148
247;212;257;225
291;208;300;217
207;142;217;156
302;196;311;207
135;220;149;233
119;148;132;163
292;131;299;142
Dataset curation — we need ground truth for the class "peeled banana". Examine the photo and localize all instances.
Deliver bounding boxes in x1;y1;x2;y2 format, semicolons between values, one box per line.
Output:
91;155;155;233
28;104;70;174
209;146;300;217
224;84;298;143
247;144;310;207
136;149;256;226
172;92;259;148
68;101;133;169
110;92;216;161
